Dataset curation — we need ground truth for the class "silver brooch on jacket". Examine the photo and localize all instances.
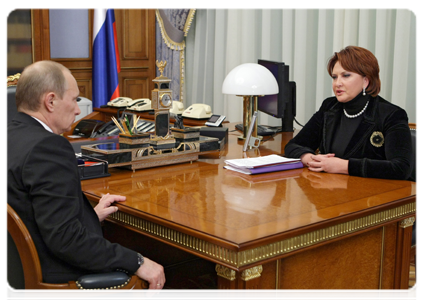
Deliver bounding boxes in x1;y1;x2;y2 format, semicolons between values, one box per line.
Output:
370;131;384;147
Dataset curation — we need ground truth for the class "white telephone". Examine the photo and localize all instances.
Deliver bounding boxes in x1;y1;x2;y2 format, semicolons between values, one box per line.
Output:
108;97;132;107
127;98;152;111
170;101;185;115
182;103;212;119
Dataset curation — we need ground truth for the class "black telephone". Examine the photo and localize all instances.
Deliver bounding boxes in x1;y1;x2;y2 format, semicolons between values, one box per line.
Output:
73;119;105;137
91;120;120;137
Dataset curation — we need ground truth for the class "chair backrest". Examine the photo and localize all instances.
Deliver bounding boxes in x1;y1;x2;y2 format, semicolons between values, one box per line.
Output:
4;86;18;125
7;204;46;289
7;229;25;288
409;125;416;182
7;73;20;121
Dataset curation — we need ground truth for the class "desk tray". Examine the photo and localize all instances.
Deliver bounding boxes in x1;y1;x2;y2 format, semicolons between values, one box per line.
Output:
76;154;111;180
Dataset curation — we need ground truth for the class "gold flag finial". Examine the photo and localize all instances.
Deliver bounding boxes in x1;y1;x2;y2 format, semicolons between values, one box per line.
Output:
156;60;167;77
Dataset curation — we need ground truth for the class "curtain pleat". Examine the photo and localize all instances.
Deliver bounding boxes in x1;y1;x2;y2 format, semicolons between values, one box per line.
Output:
156;9;196;102
185;9;416;126
392;10;415;112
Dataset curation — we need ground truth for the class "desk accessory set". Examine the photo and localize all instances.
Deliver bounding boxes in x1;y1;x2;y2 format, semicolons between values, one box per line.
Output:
81;61;220;171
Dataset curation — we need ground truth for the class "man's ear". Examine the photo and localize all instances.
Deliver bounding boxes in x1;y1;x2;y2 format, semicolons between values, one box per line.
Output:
43;92;56;112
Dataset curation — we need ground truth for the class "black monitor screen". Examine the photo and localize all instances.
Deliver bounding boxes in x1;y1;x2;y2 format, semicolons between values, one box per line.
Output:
258;59;288;118
258;59;295;132
259;93;279;117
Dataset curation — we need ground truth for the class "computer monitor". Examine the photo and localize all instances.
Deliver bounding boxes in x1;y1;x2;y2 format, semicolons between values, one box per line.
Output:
258;59;296;132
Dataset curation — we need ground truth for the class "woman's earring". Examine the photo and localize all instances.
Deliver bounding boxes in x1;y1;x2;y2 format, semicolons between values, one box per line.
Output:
363;88;366;96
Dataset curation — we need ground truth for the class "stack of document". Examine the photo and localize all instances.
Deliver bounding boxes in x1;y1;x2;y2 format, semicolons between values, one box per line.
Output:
224;154;303;175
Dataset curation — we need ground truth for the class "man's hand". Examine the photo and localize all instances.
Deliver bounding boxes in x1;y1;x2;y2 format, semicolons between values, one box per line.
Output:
94;193;126;222
135;257;166;289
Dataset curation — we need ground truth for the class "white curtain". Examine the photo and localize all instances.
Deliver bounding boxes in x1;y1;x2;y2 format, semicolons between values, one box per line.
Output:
185;9;416;127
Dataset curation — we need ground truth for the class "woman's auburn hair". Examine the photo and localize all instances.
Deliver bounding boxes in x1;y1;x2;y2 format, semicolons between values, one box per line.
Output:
327;46;381;97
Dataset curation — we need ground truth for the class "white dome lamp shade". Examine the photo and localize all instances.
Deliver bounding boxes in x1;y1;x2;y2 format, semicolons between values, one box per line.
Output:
222;63;279;140
222;63;279;95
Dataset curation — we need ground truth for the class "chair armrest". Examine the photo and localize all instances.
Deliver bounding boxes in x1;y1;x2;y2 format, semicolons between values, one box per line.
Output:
76;271;132;289
37;274;147;300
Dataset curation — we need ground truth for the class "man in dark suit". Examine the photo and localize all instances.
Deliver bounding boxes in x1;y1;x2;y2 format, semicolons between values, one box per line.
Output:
8;60;165;288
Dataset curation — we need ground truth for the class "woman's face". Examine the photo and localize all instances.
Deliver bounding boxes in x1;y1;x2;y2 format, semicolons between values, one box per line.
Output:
331;62;369;103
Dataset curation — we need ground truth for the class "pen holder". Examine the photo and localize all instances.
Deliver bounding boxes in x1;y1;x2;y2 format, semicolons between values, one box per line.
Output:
119;133;150;149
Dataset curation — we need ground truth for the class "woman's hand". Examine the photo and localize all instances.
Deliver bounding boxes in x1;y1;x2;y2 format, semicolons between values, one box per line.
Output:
300;153;318;166
94;193;126;222
306;153;349;175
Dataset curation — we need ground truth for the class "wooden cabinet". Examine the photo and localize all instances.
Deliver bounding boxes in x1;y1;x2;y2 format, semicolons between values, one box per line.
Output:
115;9;157;99
31;9;156;101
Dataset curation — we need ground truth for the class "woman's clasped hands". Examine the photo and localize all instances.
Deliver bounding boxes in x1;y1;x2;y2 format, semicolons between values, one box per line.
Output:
301;153;349;175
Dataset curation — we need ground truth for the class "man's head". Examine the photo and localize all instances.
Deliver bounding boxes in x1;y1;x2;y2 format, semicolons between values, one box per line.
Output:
16;60;81;134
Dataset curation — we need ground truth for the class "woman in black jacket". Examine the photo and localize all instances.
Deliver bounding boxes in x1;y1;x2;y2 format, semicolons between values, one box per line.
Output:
284;46;412;180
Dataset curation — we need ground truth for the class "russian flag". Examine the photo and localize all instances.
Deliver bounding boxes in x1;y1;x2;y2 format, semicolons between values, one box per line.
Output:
92;9;120;108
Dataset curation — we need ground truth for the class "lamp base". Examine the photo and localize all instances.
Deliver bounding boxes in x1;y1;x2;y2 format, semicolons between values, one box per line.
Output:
239;95;262;139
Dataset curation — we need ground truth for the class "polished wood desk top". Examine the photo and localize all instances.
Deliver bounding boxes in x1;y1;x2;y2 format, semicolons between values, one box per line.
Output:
81;123;416;269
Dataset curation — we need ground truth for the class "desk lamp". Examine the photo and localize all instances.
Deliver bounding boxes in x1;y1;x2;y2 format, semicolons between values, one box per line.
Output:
222;63;278;139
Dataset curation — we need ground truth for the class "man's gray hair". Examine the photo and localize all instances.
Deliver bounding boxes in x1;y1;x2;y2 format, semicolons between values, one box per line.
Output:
16;60;70;112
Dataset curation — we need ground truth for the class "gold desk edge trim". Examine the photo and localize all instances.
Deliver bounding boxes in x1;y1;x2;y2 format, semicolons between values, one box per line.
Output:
109;202;415;268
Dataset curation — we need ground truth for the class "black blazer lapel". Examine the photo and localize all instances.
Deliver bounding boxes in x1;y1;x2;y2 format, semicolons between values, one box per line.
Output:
322;102;342;154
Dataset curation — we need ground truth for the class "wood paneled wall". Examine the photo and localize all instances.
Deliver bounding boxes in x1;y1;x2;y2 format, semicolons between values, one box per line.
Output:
31;9;156;101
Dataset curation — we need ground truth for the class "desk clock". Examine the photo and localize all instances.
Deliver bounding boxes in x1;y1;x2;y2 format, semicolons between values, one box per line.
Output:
151;60;173;138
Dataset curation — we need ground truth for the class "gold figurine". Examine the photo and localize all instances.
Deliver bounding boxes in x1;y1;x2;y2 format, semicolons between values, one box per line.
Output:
156;60;167;77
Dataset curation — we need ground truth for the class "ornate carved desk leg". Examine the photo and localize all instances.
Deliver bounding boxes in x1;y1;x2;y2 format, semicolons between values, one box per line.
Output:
216;264;263;289
394;217;415;289
240;265;263;289
216;265;237;289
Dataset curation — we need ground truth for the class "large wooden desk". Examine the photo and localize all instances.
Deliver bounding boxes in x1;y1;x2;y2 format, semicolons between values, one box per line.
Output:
80;123;416;289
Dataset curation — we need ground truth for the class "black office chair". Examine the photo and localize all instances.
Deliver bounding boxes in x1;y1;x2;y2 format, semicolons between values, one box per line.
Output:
4;73;21;125
408;124;416;287
408;123;420;182
7;204;147;289
409;123;420;299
